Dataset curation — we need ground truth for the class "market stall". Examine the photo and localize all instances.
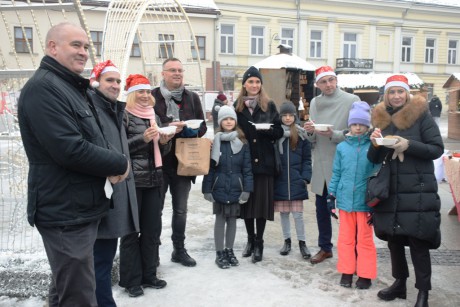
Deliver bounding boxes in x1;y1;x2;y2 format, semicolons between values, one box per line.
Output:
442;73;460;140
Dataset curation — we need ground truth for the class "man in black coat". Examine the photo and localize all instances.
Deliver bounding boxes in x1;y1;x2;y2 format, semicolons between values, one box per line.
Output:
18;23;129;306
429;94;442;126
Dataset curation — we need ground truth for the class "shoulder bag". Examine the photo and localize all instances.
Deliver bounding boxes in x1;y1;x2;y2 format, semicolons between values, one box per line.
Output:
366;155;390;207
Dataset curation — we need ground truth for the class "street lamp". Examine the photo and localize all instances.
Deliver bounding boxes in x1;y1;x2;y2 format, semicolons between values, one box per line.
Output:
269;32;281;55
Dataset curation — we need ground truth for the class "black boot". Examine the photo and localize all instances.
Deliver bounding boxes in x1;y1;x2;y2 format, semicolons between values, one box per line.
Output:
340;274;353;288
225;248;239;266
356;277;372;289
377;278;407;301
299;240;311;259
171;242;197;267
242;235;255;258
252;239;264;263
215;251;230;269
279;238;291;256
414;290;429;307
142;276;167;289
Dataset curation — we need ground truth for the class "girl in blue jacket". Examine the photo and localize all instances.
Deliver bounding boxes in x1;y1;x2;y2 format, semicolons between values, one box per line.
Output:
327;101;377;290
202;106;253;269
274;102;312;260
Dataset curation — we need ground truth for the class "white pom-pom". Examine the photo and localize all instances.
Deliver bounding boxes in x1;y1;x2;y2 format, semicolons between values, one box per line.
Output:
91;81;100;88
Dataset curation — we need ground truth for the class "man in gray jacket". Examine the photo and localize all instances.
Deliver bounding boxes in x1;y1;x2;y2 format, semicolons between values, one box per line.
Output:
303;66;359;264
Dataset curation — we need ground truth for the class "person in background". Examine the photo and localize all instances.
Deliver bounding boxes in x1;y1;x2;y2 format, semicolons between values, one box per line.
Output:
368;75;443;307
88;60;139;307
212;93;229;129
153;58;207;267
119;74;174;297
234;66;284;263
202;105;253;269
274;101;312;260
429;94;442;126
18;22;129;306
303;65;360;265
327;101;377;290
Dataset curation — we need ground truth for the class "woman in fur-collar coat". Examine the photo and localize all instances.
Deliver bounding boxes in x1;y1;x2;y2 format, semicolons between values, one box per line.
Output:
367;75;443;306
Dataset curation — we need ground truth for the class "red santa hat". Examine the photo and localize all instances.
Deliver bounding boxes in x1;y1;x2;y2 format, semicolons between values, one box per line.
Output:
315;65;336;83
384;74;410;92
89;60;119;88
125;74;151;94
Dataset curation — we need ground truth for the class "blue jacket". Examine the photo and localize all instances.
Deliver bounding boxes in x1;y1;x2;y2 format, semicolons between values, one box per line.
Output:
202;141;253;204
274;137;312;201
328;133;377;212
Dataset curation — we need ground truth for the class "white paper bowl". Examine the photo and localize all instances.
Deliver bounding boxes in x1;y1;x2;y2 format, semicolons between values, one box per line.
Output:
185;119;203;129
158;126;177;135
253;123;273;130
375;138;398;146
314;124;333;131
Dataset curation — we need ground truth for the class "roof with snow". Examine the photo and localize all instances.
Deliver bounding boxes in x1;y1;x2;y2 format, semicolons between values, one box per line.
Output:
254;53;316;71
337;73;424;90
442;73;460;88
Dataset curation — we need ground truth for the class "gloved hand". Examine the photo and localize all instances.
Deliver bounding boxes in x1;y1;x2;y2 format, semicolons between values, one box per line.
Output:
180;126;199;138
239;192;250;204
386;136;409;162
367;212;374;226
204;193;215;203
326;194;338;219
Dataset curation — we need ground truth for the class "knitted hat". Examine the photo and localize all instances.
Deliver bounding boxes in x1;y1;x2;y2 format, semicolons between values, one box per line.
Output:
280;101;296;116
315;65;336;83
242;66;263;85
217;105;237;126
384;74;410;92
348;101;371;127
125;74;151;94
217;93;227;101
90;60;119;88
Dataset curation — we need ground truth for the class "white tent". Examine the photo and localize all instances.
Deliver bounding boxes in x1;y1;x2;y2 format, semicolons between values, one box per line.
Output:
254;53;316;71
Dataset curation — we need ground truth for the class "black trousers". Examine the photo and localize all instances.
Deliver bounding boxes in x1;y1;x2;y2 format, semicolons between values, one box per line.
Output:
388;235;432;291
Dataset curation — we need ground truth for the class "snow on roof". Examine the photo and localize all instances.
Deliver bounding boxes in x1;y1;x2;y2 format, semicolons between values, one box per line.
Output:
453;73;460;81
337;73;424;89
254;53;316;71
176;0;218;9
404;0;460;7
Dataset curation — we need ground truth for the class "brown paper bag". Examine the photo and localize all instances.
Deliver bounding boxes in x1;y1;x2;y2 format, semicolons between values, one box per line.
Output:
175;138;211;176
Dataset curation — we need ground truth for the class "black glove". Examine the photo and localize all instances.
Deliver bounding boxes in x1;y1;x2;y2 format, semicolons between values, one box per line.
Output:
326;194;338;219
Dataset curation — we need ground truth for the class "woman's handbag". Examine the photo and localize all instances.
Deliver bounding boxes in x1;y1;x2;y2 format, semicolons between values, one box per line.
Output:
273;143;282;176
175;137;211;176
366;155;390;207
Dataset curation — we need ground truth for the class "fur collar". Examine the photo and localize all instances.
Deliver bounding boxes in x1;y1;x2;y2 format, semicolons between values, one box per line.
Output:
371;95;428;130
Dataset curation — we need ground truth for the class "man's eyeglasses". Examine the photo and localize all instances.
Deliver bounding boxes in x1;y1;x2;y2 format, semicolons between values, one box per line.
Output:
317;77;337;86
163;68;185;74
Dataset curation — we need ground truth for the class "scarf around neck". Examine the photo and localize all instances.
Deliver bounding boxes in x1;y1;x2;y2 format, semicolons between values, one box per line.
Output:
160;80;184;121
126;103;162;167
278;124;307;154
211;131;243;166
243;95;259;114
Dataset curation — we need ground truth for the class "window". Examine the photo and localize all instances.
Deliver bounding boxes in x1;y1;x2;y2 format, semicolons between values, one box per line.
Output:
131;34;140;57
310;30;322;58
251;26;264;55
281;28;294;48
159;34;174;58
14;26;33;53
448;40;458;65
425;38;435;64
343;33;357;58
191;36;205;60
401;36;412;62
220;24;234;54
90;31;103;56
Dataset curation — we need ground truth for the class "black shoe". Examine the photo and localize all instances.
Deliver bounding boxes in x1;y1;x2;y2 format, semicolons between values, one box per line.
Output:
414;290;429;307
125;286;144;297
242;235;255;257
280;238;291;256
377;278;407;301
171;248;197;267
356;277;372;289
299;240;311;259
340;274;353;288
142;276;167;289
225;248;239;266
252;239;264;263
215;250;230;269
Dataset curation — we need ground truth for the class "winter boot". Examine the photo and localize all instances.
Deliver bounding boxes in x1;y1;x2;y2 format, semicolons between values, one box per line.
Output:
279;238;291;255
242;235;255;257
142;276;167;289
356;277;372;289
340;274;353;288
299;240;311;259
252;239;264;263
225;248;239;266
171;242;197;267
215;251;230;269
377;278;407;301
414;290;429;307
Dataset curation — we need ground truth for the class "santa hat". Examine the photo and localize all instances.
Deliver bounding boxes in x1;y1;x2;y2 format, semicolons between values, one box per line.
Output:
90;60;119;88
384;74;410;92
125;74;151;94
315;65;336;83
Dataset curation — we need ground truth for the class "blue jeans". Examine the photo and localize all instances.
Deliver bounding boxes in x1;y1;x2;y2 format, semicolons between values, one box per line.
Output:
315;184;333;252
161;168;192;244
94;238;118;307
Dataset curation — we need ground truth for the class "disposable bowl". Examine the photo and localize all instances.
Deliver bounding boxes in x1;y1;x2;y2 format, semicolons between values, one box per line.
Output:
375;138;398;146
253;123;273;130
313;124;333;131
158;126;177;135
185;119;204;129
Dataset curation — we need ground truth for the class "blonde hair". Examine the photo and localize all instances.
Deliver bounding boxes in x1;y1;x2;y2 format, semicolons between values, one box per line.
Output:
235;85;271;113
383;88;410;107
125;91;155;109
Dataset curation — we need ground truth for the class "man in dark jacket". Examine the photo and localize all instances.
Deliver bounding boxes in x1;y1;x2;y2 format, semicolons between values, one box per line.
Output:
152;57;207;267
18;23;129;307
429;95;442;126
